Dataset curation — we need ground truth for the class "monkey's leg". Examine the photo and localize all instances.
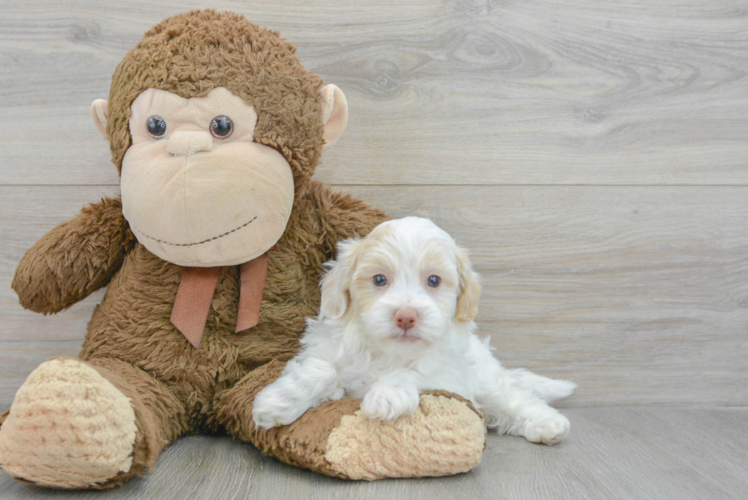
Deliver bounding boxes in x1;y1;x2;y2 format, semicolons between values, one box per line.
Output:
0;356;188;489
211;360;486;480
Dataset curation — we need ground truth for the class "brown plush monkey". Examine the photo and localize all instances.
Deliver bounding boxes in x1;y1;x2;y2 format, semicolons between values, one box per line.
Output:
0;10;485;488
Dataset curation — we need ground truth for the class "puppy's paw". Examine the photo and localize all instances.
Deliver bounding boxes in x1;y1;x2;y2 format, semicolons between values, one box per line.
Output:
252;385;306;429
523;413;570;445
361;384;420;422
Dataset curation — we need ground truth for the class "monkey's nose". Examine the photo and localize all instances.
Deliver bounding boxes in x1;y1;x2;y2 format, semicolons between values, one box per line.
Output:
166;131;213;156
394;307;418;331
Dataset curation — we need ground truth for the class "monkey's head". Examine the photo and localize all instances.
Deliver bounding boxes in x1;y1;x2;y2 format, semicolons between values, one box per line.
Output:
90;10;348;267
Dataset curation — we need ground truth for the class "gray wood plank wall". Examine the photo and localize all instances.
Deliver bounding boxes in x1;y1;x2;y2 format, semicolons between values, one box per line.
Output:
2;0;745;408
0;1;747;497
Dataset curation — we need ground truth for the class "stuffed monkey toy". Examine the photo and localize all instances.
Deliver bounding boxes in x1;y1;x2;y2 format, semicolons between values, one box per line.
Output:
0;10;485;488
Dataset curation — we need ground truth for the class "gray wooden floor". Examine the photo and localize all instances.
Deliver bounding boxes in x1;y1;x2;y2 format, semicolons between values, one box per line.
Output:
1;409;746;500
1;0;747;498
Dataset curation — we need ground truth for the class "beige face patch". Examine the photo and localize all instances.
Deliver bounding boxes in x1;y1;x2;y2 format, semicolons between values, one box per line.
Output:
121;88;294;267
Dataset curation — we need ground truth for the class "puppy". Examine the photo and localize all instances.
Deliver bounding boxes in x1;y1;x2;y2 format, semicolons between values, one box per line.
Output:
252;217;576;445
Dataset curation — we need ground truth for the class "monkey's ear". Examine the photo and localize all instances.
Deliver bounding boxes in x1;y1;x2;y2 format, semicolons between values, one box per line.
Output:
320;84;348;150
91;99;109;140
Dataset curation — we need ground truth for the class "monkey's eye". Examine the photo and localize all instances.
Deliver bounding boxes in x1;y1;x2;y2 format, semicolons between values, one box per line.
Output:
146;115;167;138
427;275;441;288
210;115;233;138
373;275;388;287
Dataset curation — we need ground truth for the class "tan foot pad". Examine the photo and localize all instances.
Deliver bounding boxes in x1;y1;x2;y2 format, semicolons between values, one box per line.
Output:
0;358;137;488
325;393;486;480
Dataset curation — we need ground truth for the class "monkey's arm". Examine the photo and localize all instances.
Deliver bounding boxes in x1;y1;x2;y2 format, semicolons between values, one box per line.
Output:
306;180;390;254
12;197;135;314
214;361;485;479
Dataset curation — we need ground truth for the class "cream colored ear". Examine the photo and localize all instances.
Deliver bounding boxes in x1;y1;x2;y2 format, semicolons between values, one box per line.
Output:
91;99;109;140
320;238;362;319
320;84;348;150
455;247;482;322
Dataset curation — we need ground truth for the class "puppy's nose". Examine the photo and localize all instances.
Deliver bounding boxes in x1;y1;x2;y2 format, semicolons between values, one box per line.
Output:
394;307;418;331
166;131;213;156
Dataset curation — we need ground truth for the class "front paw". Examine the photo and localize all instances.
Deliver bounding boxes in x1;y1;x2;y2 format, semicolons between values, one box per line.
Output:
252;385;307;429
361;384;420;421
523;413;570;445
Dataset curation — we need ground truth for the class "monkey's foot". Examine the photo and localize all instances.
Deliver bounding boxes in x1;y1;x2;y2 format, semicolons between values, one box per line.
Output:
324;391;486;480
0;358;137;488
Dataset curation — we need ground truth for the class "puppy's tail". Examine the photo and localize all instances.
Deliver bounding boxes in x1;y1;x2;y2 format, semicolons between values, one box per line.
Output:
503;369;576;403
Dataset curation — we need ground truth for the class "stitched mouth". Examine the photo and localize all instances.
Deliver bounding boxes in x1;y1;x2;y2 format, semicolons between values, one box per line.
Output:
131;215;257;247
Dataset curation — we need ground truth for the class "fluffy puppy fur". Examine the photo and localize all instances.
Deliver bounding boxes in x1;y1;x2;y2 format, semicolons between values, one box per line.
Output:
253;217;576;444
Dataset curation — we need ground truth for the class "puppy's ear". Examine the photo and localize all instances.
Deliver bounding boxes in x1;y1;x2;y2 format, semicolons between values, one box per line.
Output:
455;247;482;322
320;238;363;319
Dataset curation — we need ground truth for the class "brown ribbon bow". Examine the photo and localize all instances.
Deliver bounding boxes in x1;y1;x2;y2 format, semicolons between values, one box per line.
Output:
170;252;270;349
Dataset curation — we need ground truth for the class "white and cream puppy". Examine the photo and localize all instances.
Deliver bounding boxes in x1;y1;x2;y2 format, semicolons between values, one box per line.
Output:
252;217;576;445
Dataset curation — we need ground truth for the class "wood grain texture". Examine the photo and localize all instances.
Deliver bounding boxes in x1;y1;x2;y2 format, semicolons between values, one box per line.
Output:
1;185;746;408
0;0;747;185
1;408;746;500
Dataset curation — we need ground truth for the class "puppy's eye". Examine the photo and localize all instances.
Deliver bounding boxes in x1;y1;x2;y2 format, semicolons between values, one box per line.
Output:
146;115;167;138
210;115;233;138
373;275;388;287
427;275;441;288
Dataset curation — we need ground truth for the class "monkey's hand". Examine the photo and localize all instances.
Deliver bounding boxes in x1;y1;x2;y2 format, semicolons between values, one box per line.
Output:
12;197;135;314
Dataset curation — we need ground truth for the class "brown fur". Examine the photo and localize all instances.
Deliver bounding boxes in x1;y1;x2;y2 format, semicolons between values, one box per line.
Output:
3;10;482;487
11;197;135;313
